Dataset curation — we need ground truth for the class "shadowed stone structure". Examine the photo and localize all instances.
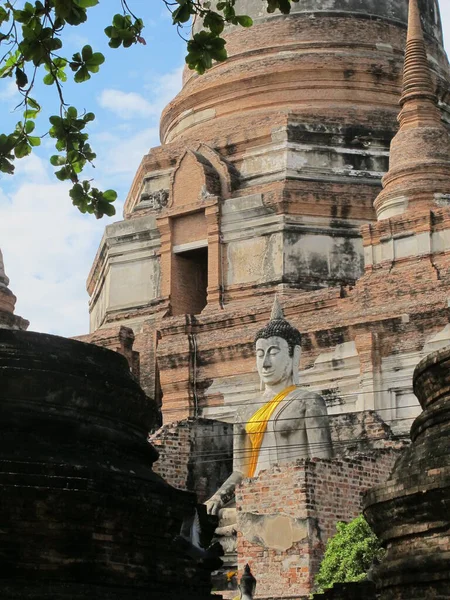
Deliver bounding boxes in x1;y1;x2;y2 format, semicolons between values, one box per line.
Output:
364;344;450;599
0;329;216;599
0;249;28;331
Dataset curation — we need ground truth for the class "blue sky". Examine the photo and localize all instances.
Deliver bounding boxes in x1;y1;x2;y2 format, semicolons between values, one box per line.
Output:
0;2;450;338
0;0;185;336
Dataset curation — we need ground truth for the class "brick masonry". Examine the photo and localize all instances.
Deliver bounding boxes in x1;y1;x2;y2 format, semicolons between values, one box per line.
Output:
149;410;404;505
150;417;233;503
236;451;400;598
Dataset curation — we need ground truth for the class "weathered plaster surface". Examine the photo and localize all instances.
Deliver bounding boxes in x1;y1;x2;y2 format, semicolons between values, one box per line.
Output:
239;513;309;552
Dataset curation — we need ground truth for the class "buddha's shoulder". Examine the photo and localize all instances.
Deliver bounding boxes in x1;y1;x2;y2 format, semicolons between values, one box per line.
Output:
286;388;326;408
287;387;323;400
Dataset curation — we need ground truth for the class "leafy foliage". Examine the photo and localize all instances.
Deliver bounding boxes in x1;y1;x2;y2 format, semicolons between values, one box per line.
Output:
315;515;384;593
0;0;299;216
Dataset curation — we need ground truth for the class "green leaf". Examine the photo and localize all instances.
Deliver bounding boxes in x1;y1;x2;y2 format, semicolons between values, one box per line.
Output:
74;66;90;82
0;50;21;78
103;189;117;202
15;67;28;88
99;202;116;217
108;37;121;49
53;57;66;69
0;6;9;25
14;140;31;158
23;109;38;119
43;72;55;85
76;0;99;8
81;44;93;61
315;515;384;593
86;52;104;67
112;13;126;28
28;136;41;147
50;155;65;166
27;98;40;111
235;15;253;27
186;31;228;73
0;157;15;174
66;106;78;119
55;166;69;181
24;120;35;134
172;3;191;24
203;11;225;35
69;182;85;200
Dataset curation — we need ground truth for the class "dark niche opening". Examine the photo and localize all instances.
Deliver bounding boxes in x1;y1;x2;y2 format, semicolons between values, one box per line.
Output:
171;246;208;316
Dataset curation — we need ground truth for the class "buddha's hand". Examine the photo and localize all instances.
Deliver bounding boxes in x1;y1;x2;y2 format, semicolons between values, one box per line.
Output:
205;494;223;515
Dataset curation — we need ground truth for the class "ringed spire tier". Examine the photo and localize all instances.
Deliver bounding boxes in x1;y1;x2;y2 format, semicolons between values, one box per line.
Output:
160;0;449;145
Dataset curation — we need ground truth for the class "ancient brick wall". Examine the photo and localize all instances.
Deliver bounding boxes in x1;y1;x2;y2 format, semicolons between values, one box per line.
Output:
236;451;400;599
307;452;399;545
150;418;233;503
151;420;192;491
172;211;207;247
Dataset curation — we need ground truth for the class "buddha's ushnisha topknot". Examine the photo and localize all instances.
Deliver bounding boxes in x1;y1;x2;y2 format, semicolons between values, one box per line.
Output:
255;296;302;356
270;295;285;321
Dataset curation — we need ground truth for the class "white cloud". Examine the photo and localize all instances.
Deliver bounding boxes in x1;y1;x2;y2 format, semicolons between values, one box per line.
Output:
0;155;112;337
12;151;49;182
145;66;183;107
98;89;159;119
0;80;17;101
65;32;91;51
97;66;183;121
93;126;160;180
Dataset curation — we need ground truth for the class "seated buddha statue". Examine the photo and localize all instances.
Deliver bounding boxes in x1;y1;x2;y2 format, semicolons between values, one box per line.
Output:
206;297;333;519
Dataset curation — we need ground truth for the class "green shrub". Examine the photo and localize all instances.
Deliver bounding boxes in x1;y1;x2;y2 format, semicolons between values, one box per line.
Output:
314;514;384;593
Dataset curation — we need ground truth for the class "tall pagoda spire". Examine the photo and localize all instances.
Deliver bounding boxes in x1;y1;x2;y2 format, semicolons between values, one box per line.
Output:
0;248;29;330
374;0;450;220
398;0;441;125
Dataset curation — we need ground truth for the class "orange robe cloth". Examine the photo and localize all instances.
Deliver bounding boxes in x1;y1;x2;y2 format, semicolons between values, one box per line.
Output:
245;385;297;478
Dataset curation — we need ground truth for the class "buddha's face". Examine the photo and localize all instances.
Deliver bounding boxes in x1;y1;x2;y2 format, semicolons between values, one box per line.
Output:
256;336;293;388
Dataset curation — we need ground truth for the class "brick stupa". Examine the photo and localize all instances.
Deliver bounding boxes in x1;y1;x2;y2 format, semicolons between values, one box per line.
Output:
80;0;450;438
0;249;28;331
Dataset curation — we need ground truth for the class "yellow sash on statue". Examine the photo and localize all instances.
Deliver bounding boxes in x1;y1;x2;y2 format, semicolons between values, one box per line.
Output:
245;385;297;478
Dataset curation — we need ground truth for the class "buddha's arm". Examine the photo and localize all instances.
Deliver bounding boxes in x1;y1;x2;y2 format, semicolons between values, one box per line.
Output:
305;393;333;459
205;420;247;515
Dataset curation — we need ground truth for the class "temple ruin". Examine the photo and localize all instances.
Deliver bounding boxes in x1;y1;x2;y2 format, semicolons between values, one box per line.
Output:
64;0;450;596
81;0;450;442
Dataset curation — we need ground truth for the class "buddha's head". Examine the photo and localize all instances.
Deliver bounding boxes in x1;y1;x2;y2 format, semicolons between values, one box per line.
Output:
254;297;302;389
